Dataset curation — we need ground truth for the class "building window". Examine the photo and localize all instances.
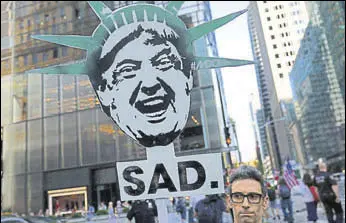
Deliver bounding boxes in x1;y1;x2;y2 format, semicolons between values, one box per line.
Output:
263;1;267;3
20;35;24;43
275;6;278;10
288;61;291;66
53;48;58;58
281;33;284;37
286;52;289;56
275;54;279;58
265;8;269;12
279;73;283;78
285;32;289;36
32;53;38;64
277;64;281;68
24;55;28;66
19;20;24;29
60;7;65;17
27;19;31;27
62;47;68;56
43;52;48;62
271;35;275;39
267;17;271;21
279;24;282;28
27;33;31;41
283;23;287;27
273;44;277;49
269;26;273;30
290;51;294;55
288;42;291;46
283;43;287;47
45;14;49;22
75;9;80;19
52;24;57;33
34;14;40;25
277;15;280;19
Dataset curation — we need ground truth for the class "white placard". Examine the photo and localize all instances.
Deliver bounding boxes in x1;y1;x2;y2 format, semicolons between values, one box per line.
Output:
117;144;224;201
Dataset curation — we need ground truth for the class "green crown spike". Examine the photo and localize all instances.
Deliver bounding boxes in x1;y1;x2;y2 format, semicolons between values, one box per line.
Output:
87;1;112;22
31;35;96;50
194;57;254;70
27;2;253;77
165;1;185;15
188;9;248;42
29;62;87;75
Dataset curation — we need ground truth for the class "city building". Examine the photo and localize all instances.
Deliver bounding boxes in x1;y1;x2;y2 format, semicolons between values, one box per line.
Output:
290;1;345;173
315;1;345;104
247;1;309;170
1;1;234;215
255;109;272;177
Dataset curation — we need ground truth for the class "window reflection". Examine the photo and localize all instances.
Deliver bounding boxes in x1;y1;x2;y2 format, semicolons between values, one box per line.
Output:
61;76;77;113
80;109;97;165
13;74;28;122
44;75;60;116
28;73;42;119
44;116;59;170
28;119;42;173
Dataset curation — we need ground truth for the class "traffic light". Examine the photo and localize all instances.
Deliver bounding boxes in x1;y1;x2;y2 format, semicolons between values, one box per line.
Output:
224;126;231;147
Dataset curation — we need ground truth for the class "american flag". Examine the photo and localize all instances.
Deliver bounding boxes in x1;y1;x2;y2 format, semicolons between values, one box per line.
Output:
283;160;299;189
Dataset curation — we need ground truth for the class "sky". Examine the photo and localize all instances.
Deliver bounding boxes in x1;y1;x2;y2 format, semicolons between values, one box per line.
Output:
210;1;261;162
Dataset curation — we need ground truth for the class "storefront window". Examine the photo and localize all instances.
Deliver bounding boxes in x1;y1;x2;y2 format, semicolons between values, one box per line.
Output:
27;173;43;214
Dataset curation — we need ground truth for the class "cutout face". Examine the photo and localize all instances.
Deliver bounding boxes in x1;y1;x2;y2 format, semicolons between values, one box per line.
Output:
95;23;193;147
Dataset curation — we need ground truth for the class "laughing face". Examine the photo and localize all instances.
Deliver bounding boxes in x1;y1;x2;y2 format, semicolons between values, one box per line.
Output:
96;23;193;147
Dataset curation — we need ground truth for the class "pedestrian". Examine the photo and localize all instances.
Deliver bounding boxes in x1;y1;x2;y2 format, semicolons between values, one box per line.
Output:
267;182;280;221
227;165;268;223
116;200;123;215
98;201;107;211
108;201;117;223
195;194;226;223
278;177;294;222
87;203;95;222
176;197;187;222
294;173;318;223
313;161;344;223
126;199;158;223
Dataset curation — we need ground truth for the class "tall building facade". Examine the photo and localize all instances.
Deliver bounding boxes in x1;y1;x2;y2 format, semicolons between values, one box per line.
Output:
290;1;345;172
1;1;231;214
247;1;309;170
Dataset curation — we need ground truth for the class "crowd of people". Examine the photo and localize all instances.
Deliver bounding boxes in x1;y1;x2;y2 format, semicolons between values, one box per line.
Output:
6;160;343;223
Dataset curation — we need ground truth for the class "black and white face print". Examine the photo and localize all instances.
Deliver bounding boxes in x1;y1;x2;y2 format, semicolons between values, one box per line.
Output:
96;22;193;147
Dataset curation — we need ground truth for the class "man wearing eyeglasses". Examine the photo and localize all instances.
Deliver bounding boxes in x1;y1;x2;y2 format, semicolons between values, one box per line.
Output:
229;165;269;223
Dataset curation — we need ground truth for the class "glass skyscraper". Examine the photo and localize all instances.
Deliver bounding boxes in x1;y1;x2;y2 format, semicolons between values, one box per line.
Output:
1;1;231;214
290;1;345;172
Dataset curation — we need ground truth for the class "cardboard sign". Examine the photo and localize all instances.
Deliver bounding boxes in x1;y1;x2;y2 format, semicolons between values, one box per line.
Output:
27;1;252;201
117;145;224;200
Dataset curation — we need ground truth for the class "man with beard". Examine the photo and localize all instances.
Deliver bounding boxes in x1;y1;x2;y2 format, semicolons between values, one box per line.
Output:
229;165;269;223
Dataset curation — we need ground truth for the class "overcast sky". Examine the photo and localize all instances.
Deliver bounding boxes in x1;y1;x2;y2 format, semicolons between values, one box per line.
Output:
210;1;260;162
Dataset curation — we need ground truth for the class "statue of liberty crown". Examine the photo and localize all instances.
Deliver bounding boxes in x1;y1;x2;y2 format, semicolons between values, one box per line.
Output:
27;1;253;76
